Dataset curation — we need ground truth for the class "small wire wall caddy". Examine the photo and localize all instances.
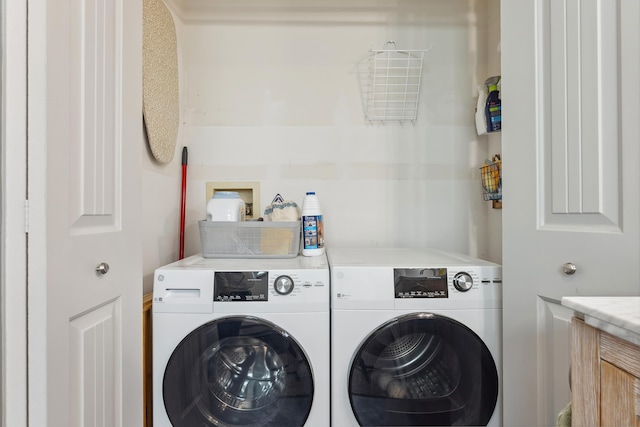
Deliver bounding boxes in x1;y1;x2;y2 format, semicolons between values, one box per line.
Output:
480;155;502;209
363;41;432;124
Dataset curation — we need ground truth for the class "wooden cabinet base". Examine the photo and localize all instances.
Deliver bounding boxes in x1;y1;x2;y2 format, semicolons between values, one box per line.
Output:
143;293;153;427
571;317;640;426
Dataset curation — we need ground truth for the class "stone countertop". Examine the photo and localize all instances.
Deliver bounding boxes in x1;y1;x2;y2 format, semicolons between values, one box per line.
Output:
561;296;640;346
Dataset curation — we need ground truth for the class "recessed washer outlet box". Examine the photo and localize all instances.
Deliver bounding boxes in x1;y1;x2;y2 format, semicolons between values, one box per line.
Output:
205;181;260;220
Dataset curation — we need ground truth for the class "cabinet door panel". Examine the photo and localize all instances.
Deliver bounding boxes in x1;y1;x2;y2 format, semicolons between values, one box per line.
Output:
571;318;599;427
600;360;638;427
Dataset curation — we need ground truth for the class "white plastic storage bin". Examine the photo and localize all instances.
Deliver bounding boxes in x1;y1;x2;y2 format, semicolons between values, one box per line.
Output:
198;220;301;258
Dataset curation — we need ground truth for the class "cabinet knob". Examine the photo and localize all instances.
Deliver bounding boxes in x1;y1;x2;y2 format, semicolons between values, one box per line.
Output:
562;263;576;275
96;262;110;275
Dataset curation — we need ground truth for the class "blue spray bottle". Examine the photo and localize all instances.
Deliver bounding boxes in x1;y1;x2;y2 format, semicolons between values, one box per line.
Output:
484;76;501;132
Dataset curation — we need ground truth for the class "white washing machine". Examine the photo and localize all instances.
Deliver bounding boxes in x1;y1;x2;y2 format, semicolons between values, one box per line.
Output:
153;254;330;427
329;248;502;426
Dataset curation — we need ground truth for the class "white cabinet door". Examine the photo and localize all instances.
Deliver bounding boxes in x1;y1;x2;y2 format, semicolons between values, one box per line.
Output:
27;0;143;425
502;0;640;425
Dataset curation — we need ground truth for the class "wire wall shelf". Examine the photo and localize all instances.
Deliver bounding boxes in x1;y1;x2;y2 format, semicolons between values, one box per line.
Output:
363;41;432;124
480;155;502;209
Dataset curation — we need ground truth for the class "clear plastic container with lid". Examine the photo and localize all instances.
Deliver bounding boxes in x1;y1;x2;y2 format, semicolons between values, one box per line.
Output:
301;191;325;256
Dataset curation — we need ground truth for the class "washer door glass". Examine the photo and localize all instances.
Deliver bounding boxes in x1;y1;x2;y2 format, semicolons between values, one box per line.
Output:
163;316;314;427
349;313;498;426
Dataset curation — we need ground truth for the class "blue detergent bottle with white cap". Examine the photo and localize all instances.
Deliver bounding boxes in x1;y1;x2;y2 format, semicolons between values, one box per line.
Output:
301;192;325;256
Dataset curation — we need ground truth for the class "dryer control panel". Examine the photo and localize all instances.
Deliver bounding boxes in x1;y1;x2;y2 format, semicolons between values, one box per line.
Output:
332;265;501;311
329;248;502;311
394;268;448;299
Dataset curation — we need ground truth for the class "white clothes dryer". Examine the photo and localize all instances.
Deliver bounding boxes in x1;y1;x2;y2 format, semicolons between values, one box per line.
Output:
153;254;330;427
329;248;502;426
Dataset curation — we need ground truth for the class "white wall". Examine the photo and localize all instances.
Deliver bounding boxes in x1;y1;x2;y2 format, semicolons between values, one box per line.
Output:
142;0;502;293
485;0;502;264
142;141;183;293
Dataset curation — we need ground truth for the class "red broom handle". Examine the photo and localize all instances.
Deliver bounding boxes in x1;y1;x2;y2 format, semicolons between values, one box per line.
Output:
179;147;188;260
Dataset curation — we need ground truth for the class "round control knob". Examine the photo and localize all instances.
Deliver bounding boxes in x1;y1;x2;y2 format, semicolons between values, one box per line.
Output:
453;272;474;292
274;275;294;295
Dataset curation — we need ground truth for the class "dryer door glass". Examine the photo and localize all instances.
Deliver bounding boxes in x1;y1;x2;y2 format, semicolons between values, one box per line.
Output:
163;316;314;427
348;313;499;426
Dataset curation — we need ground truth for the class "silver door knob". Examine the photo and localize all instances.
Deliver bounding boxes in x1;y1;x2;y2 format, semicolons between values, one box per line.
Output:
96;262;110;275
562;263;576;275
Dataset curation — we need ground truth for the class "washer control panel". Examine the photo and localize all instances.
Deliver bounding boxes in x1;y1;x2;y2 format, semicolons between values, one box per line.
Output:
213;270;328;302
214;271;269;302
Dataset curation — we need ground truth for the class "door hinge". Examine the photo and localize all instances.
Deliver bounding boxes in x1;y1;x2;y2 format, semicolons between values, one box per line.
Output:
24;199;29;233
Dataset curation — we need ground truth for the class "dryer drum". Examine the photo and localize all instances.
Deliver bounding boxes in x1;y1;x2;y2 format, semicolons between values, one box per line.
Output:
376;333;442;378
372;336;461;399
348;313;499;426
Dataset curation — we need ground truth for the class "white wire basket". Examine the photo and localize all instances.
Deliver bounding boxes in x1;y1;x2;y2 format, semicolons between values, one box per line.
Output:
363;41;432;124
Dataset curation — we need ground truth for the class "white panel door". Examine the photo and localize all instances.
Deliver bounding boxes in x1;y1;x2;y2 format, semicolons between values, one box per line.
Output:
27;0;143;425
1;1;29;426
502;0;640;426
